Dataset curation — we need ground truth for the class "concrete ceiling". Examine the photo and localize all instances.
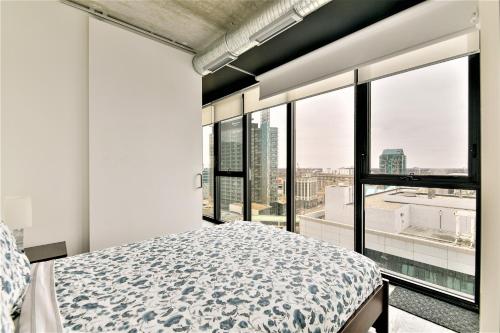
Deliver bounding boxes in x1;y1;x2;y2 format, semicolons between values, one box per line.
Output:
73;0;270;52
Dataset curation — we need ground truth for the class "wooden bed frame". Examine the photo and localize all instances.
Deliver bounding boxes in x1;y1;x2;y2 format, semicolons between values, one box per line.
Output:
338;279;389;333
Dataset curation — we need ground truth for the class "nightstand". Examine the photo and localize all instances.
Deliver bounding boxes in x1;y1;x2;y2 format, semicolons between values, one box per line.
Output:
24;241;67;263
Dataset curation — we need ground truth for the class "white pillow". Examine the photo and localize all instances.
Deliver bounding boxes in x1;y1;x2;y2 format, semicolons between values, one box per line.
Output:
0;222;31;324
0;307;14;333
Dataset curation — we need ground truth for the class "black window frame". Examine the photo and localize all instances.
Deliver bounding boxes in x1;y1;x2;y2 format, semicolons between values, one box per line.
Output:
204;102;295;225
355;54;481;311
246;104;290;228
209;115;248;223
203;53;480;311
201;124;215;219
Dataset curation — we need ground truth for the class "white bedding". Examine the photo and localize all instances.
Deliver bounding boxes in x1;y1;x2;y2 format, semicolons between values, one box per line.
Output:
18;261;62;332
19;221;382;332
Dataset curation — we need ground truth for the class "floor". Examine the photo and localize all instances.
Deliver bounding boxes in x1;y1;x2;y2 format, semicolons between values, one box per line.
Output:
388;306;454;333
387;285;454;333
201;221;455;333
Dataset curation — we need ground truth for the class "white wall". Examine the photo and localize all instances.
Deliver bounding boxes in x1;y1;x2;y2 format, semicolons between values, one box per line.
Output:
479;1;500;332
89;18;201;251
0;1;3;210
1;1;89;255
1;1;202;255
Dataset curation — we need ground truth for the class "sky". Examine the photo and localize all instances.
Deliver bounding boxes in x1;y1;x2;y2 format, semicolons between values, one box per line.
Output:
370;56;468;170
296;87;354;169
204;56;469;171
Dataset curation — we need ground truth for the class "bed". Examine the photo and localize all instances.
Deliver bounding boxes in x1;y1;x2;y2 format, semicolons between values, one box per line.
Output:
8;221;387;333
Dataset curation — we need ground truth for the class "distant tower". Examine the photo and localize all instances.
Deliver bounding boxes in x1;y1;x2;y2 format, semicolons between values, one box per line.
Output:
250;109;279;205
379;149;407;174
219;119;243;209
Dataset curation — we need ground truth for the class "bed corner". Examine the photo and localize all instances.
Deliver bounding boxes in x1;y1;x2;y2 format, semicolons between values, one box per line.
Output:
338;278;389;333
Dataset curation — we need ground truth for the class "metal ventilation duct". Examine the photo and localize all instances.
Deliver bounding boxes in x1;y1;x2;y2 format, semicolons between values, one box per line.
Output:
192;0;331;76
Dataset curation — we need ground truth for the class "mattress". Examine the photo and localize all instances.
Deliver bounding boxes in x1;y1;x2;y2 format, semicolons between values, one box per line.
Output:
20;221;382;332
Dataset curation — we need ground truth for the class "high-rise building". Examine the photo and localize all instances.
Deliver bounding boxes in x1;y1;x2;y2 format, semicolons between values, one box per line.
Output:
217;112;280;215
379;148;407;174
251;110;279;207
219;120;243;210
220;119;243;171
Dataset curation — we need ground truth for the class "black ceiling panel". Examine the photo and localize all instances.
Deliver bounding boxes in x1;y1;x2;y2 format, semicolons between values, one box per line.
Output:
202;67;257;105
202;0;424;104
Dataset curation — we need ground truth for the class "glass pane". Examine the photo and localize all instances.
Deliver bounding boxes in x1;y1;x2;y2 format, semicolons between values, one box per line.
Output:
250;106;287;229
219;177;243;222
370;57;468;176
295;87;355;250
202;126;214;217
220;117;243;172
364;185;476;300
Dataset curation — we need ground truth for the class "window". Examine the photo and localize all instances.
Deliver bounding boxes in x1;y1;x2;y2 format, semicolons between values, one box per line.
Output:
360;55;479;305
370;57;469;176
202;53;479;309
215;117;245;222
250;106;287;228
295;87;355;249
364;185;476;299
202;125;214;217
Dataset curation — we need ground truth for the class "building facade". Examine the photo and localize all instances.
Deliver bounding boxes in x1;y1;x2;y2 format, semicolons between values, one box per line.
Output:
299;185;476;298
379;148;407;174
296;175;319;209
250;110;280;210
219;119;243;210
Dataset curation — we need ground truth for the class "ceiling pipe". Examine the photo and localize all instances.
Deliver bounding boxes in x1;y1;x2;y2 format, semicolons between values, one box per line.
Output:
61;0;196;54
192;0;331;76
